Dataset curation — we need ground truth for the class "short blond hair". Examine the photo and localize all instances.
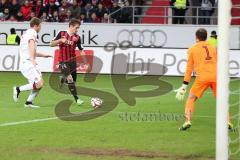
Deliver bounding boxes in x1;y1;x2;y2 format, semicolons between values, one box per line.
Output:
30;17;41;27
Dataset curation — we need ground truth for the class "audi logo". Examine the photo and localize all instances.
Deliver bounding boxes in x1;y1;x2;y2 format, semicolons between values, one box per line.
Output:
116;29;167;48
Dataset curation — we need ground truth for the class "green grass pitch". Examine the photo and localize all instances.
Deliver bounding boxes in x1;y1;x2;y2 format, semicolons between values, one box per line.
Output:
0;72;239;160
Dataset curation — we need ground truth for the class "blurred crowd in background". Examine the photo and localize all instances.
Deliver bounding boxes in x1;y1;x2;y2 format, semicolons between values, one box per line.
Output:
0;0;144;23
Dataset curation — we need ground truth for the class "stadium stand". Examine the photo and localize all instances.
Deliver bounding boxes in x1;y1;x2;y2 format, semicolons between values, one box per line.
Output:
231;0;240;25
0;0;239;25
141;0;169;24
0;0;133;23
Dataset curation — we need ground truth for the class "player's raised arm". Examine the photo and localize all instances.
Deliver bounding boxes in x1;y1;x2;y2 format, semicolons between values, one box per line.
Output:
50;31;66;47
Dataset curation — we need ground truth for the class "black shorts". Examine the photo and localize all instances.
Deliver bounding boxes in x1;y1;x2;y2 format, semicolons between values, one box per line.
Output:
59;61;77;82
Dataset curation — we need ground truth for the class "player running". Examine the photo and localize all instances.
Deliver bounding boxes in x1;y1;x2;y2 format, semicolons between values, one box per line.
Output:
13;18;52;108
50;18;88;106
174;28;233;131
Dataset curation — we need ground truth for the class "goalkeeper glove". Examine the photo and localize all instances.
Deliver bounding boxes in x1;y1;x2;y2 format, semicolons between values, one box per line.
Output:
174;84;188;101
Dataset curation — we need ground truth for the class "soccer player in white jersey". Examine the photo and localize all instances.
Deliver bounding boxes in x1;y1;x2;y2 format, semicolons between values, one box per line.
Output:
13;18;52;108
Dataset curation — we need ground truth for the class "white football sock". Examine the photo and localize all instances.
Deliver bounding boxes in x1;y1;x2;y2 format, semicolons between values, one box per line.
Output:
19;83;33;91
26;90;39;102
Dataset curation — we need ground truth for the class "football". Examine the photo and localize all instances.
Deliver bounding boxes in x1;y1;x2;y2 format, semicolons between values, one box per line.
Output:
90;97;103;108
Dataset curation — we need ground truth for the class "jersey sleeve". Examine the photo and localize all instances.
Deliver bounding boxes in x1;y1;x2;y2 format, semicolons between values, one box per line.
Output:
52;31;62;41
77;37;84;51
27;30;37;43
183;49;194;83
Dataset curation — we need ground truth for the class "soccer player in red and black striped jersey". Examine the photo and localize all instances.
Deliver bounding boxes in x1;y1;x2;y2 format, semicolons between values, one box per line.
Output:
50;18;88;105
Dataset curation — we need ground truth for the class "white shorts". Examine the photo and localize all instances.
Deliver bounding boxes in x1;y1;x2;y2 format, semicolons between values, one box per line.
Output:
20;61;42;84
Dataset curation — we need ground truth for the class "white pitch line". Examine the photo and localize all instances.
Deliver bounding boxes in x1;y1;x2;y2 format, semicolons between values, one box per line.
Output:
0;111;107;127
0;117;58;127
0;109;237;127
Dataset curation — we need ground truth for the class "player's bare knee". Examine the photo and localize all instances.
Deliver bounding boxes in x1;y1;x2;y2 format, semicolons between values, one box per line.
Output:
35;80;44;89
36;83;42;89
67;75;73;83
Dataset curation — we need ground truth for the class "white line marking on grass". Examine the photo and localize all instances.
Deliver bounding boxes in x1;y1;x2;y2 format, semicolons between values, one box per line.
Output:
0;109;230;127
0;111;107;127
0;117;58;127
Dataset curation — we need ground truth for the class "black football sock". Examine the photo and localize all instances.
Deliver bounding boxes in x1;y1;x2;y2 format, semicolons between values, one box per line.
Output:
16;87;20;98
25;101;33;105
74;96;79;102
68;82;78;102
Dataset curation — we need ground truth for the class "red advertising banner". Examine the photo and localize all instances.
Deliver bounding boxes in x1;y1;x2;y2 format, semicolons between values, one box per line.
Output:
53;49;94;73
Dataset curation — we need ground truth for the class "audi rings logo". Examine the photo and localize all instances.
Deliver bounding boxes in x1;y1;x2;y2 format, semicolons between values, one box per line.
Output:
116;29;167;48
